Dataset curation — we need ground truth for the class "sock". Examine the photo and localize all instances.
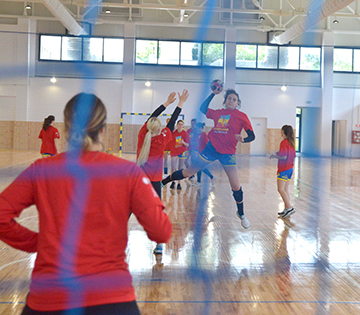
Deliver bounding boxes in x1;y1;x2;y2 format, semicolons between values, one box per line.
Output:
232;187;244;217
164;167;168;175
203;168;213;179
162;170;185;186
197;171;202;183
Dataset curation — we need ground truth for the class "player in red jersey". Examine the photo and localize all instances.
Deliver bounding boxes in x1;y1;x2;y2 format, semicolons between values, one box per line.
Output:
270;125;296;218
185;118;197;183
163;118;171;175
137;90;189;198
137;90;189;255
38;115;60;157
162;86;255;229
169;120;189;190
0;93;172;315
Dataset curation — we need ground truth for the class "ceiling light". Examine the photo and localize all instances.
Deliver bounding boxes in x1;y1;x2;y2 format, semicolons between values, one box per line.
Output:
333;19;339;24
105;8;111;14
25;4;31;10
183;12;189;18
280;85;287;92
145;81;151;87
50;77;57;84
259;16;265;21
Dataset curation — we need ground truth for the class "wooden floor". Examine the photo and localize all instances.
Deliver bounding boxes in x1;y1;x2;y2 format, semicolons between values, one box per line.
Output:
1;149;360;315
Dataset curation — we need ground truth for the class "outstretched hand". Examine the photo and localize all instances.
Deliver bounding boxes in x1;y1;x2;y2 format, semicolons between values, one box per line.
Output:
177;89;189;107
164;92;177;107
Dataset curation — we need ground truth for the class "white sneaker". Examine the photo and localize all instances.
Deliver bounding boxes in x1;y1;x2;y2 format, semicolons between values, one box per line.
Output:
237;213;250;229
281;207;296;219
193;181;202;187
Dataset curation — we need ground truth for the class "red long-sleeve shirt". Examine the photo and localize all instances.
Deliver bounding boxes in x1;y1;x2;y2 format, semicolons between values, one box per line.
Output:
38;125;60;155
0;151;172;311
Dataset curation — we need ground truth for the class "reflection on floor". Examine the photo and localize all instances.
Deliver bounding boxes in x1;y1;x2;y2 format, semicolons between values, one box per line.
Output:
1;150;360;314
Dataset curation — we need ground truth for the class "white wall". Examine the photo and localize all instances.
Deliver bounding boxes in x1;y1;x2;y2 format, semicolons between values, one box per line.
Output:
333;88;360;158
28;78;122;124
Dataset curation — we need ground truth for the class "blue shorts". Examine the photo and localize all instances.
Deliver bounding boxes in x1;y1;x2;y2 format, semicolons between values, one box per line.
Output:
199;141;237;166
277;168;293;181
178;152;187;159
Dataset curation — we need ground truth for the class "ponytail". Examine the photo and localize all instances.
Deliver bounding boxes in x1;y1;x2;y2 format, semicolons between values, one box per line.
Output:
137;117;161;167
43;115;55;131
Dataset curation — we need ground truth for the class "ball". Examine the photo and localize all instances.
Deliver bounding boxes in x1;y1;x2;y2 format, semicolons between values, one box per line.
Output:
210;79;224;92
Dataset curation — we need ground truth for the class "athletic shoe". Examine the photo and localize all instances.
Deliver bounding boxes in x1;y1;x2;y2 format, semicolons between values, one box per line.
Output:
170;182;175;190
153;244;163;255
236;213;250;229
281;207;296;219
211;176;217;186
177;183;182;190
278;209;286;216
193;182;202;187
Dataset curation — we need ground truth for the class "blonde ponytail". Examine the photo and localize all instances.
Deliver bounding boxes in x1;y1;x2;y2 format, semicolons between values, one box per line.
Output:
137;117;161;167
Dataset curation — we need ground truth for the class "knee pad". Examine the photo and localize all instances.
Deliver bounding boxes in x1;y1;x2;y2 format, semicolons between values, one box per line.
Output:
232;187;243;203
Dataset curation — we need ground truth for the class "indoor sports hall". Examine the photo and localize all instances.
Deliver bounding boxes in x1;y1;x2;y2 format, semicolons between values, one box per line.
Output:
1;0;360;314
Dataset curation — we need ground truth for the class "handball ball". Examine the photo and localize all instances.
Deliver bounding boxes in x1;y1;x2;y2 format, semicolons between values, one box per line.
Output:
210;79;224;92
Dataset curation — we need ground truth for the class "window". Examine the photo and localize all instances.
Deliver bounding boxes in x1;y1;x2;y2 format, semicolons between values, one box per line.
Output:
104;38;124;62
40;35;61;60
158;41;180;65
180;42;201;66
61;37;82;61
279;46;300;70
257;45;278;69
354;49;360;72
333;48;353;72
202;43;224;66
136;40;158;64
83;37;103;62
300;47;321;70
236;44;256;68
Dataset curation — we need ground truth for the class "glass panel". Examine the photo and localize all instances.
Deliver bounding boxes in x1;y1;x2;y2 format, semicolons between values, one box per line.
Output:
279;46;299;70
202;43;224;66
61;37;82;61
257;45;278;69
354;49;360;72
296;108;302;115
104;38;124;62
180;42;201;66
300;47;321;70
333;48;353;71
236;44;256;68
158;41;180;65
83;37;103;62
136;40;158;64
295;138;299;152
40;35;61;60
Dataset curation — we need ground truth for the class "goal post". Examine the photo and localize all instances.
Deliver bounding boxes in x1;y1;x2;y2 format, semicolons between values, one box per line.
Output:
119;112;185;156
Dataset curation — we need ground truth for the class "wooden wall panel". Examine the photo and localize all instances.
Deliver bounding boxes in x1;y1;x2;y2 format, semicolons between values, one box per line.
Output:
1;121;285;157
0;121;14;149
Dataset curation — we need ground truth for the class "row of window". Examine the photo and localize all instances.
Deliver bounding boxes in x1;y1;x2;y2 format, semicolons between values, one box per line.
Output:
39;35;360;72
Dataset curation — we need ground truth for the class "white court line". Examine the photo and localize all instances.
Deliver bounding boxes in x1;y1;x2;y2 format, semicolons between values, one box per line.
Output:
0;258;30;272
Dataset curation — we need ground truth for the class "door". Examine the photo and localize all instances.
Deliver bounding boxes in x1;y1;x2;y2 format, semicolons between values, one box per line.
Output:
332;120;346;157
250;117;267;156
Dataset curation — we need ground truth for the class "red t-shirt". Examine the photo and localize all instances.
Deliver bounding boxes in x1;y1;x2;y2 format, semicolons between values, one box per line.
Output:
38;126;60;155
206;108;253;155
277;139;296;173
137;124;173;182
0;151;172;311
170;130;189;157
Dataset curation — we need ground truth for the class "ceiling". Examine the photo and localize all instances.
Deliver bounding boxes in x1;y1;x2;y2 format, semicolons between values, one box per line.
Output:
0;0;360;35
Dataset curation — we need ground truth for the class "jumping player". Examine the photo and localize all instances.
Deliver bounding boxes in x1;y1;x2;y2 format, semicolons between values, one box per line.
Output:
162;86;255;229
270;125;296;218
